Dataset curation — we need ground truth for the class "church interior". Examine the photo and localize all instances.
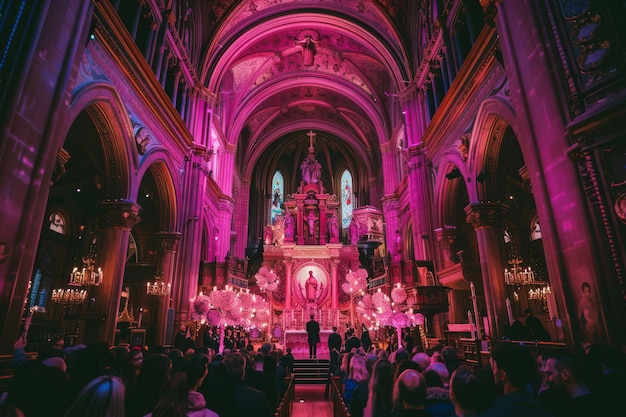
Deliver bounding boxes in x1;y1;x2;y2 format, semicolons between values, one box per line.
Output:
1;0;626;365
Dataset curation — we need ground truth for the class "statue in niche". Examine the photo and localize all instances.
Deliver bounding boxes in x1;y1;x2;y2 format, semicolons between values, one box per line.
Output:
328;214;339;240
295;35;319;66
264;224;273;245
349;218;359;244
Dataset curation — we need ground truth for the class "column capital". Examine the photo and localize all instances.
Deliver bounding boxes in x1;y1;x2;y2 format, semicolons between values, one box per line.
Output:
381;194;399;209
434;226;457;249
96;200;141;230
464;202;508;230
155;232;181;252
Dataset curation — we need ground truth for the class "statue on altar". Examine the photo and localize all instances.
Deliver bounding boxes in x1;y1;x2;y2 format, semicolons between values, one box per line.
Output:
328;214;339;240
304;270;319;303
300;156;322;185
284;210;294;238
305;210;317;236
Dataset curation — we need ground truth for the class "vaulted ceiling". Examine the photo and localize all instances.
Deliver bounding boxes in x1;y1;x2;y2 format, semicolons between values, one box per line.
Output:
196;0;418;182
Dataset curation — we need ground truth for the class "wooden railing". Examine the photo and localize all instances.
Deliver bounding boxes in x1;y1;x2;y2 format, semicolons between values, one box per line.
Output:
274;375;295;417
330;376;351;417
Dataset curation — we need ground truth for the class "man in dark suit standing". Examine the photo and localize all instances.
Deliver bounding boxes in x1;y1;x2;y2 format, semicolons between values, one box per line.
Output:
306;314;320;358
324;326;342;398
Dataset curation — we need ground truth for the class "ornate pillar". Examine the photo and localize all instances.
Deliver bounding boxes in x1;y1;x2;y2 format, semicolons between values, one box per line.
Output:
319;201;327;245
405;144;437;262
297;201;305;245
380;142;399;195
465;202;508;338
434;226;458;268
95;200;141;344
155;232;180;345
235;179;251;256
173;144;207;322
381;195;400;260
283;259;293;309
331;258;340;309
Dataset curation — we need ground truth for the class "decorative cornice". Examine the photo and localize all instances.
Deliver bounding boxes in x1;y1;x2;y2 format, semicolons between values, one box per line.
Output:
155;232;182;252
96;200;142;230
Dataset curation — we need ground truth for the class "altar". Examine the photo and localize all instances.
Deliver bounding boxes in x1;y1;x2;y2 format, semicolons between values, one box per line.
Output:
284;329;335;359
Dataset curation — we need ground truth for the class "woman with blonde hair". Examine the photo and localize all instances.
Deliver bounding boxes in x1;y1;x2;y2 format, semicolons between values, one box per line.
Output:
344;354;369;417
364;359;395;417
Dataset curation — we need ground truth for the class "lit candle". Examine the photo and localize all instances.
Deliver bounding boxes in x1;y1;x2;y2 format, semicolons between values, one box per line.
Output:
467;310;476;339
506;298;514;325
137;308;143;328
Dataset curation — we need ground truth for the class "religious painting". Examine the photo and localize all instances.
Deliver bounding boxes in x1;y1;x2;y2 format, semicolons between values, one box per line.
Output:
574;280;607;350
293;263;330;308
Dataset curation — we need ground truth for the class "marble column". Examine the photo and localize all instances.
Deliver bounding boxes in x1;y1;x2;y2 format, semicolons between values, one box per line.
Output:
94;200;141;344
381;195;400;260
154;232;181;345
465;202;508;338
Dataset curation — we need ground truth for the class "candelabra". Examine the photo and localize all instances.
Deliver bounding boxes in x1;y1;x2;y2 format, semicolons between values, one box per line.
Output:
528;285;551;301
146;266;170;297
51;288;88;305
504;257;535;285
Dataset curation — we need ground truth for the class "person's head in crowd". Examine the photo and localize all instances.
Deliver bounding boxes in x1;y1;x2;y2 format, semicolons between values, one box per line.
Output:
263;355;277;375
426;362;450;387
261;342;272;355
64;374;125;417
340;351;355;376
42;356;67;373
449;366;481;417
223;352;247;382
367;358;395;417
395;359;422;379
253;352;265;370
395;347;409;362
394;369;427;411
378;349;389;360
6;360;71;417
441;346;460;374
543;354;592;398
49;336;65;350
348;354;369;383
365;353;378;374
489;343;536;393
412;352;431;371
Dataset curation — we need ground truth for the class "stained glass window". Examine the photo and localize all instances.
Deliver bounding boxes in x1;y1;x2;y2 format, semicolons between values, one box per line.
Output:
341;170;353;229
271;171;284;224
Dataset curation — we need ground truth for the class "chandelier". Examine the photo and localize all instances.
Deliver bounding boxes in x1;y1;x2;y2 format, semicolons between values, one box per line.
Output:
504;256;535;285
51;288;88;305
69;239;103;287
146;265;170;297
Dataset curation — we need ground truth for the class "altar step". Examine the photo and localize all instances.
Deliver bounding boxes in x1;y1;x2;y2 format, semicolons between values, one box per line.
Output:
293;359;329;384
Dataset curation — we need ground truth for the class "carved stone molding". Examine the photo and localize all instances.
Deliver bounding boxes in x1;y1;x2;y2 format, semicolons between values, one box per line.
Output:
155;232;182;252
96;200;142;230
434;226;457;249
464;202;508;230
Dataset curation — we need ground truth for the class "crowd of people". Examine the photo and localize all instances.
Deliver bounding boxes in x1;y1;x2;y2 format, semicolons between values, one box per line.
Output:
0;332;294;417
1;326;625;417
327;329;626;417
